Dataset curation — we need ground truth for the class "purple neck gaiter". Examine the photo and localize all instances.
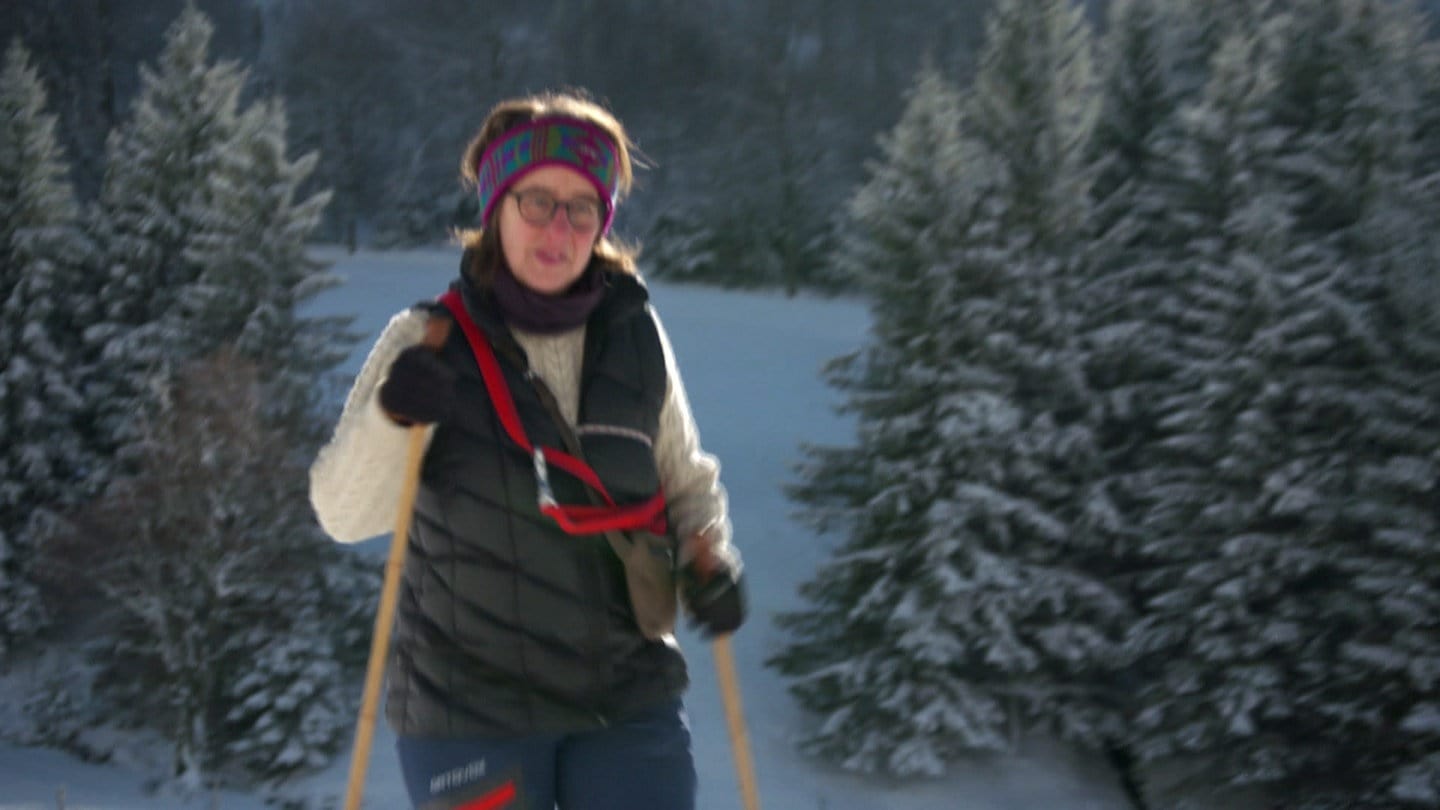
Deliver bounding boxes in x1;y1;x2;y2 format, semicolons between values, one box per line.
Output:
491;263;605;334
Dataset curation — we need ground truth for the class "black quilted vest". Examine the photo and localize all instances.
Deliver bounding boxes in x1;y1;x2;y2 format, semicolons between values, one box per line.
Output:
384;271;688;737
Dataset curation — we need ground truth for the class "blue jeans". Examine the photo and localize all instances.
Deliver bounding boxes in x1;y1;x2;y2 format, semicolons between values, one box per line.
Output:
396;699;697;810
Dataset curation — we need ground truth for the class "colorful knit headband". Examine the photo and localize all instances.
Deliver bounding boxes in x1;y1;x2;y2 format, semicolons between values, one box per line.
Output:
475;117;622;234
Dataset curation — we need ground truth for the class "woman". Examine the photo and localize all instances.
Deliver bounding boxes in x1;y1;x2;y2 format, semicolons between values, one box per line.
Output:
309;91;745;810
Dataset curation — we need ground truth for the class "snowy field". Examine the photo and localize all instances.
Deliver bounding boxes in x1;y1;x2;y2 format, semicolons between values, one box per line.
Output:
0;246;1132;809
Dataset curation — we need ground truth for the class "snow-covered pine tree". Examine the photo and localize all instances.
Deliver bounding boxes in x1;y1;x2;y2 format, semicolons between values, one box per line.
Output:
1089;0;1184;212
163;78;373;792
1366;134;1440;802
1402;11;1440;388
44;351;375;792
1072;4;1201;796
211;481;378;787
1078;0;1280;599
1339;204;1440;805
1117;18;1315;803
925;0;1132;754
1126;2;1440;805
771;68;1014;777
966;0;1097;251
1253;1;1440;804
774;0;1130;778
1078;0;1193;578
827;66;971;356
38;5;374;789
215;513;381;786
86;5;248;460
0;40;96;660
177;97;351;441
640;211;721;285
1164;0;1277;100
218;624;349;783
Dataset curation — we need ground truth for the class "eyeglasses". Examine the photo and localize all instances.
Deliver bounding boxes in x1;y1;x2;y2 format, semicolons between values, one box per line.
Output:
510;189;603;233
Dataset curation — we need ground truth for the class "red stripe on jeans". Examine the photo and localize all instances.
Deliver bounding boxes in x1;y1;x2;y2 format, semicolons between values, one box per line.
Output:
456;780;517;810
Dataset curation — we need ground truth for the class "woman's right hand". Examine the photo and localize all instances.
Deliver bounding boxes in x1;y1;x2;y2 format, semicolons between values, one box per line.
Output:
377;344;459;425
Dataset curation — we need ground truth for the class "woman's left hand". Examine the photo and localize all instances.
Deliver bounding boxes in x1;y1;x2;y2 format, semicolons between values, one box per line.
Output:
679;528;745;637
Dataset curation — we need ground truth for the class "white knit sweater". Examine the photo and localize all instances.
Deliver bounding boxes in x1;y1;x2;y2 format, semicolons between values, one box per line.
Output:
308;306;737;567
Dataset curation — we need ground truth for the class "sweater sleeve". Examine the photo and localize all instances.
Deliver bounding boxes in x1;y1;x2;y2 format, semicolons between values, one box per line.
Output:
309;308;432;543
651;310;742;573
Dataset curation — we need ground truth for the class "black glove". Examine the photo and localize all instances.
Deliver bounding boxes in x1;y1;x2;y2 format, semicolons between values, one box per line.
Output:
681;565;747;639
377;345;458;425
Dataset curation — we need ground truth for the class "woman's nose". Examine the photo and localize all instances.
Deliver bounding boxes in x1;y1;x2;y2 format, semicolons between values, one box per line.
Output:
547;207;577;234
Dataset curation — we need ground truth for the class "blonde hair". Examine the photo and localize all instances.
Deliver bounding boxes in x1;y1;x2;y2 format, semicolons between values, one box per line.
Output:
456;90;640;285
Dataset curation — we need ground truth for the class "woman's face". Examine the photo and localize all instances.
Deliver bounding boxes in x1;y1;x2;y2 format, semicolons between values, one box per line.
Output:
498;165;603;295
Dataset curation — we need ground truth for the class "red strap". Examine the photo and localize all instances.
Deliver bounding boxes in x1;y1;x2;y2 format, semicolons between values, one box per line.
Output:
544;492;668;535
438;290;667;536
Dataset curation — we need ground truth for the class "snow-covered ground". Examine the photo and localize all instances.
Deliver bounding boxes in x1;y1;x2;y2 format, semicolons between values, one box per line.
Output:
0;246;1132;809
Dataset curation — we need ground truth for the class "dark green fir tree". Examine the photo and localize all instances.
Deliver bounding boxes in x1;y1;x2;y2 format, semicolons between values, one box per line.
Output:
0;40;96;659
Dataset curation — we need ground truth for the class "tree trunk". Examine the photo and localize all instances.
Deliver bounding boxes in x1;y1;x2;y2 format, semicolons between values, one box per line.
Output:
1104;738;1150;810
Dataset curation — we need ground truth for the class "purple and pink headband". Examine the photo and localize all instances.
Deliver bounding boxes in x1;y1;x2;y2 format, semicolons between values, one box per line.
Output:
475;117;622;234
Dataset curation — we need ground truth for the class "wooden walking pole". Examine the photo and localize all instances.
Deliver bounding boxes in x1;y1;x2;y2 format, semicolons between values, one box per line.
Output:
713;634;761;810
343;316;450;810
